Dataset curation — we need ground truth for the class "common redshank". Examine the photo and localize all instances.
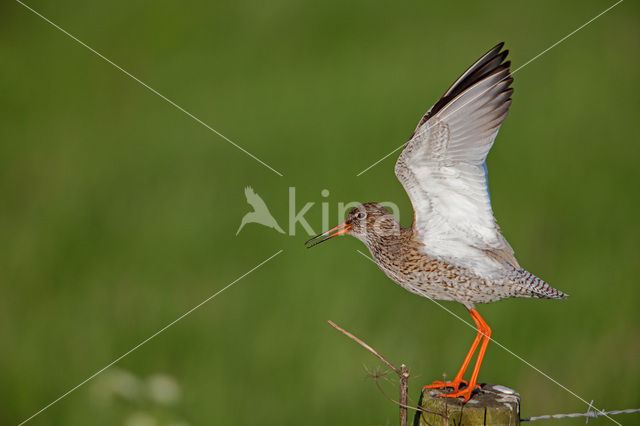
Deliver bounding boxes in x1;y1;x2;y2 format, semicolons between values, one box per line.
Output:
305;43;567;402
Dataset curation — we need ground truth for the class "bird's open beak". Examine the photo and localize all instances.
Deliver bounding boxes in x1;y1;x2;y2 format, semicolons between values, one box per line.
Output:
305;222;352;248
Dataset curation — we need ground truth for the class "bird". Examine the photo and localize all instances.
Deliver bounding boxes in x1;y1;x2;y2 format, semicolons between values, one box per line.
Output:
305;43;567;402
236;186;285;235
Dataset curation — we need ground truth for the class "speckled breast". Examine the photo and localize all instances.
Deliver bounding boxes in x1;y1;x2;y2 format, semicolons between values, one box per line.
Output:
367;242;510;305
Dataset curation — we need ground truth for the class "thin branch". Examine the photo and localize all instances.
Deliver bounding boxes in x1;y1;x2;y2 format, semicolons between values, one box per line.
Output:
328;320;448;424
399;364;409;425
328;320;400;375
371;370;448;420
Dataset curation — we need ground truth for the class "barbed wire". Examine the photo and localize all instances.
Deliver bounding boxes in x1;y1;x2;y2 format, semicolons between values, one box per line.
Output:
522;399;640;422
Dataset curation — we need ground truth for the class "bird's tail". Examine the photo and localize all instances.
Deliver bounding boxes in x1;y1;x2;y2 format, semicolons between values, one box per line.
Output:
510;269;568;299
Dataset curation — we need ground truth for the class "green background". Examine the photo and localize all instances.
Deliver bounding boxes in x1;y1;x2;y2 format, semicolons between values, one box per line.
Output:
2;0;639;424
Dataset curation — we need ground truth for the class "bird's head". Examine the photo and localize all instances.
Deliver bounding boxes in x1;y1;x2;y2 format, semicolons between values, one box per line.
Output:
305;203;400;248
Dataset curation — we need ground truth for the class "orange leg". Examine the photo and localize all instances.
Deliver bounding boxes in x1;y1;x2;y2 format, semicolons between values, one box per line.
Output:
423;311;483;392
441;309;492;402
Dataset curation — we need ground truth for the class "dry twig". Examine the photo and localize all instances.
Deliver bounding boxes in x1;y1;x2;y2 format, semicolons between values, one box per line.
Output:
328;320;446;425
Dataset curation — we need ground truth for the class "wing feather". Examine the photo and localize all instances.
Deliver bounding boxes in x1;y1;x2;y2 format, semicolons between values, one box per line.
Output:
395;43;519;276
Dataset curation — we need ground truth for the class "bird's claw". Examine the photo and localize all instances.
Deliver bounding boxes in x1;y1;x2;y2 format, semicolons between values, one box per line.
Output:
438;384;481;403
423;379;467;392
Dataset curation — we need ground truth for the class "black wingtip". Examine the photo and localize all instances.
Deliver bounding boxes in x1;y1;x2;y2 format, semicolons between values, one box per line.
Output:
417;43;512;128
488;42;505;55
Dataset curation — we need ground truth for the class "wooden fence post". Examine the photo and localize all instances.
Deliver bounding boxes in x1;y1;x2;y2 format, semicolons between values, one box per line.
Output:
415;384;520;426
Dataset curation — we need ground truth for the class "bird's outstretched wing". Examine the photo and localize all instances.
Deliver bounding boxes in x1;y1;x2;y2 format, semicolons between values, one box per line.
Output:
395;43;519;275
244;186;269;211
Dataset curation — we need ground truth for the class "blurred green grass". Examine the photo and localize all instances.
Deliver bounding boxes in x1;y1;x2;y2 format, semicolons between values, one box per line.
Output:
1;0;639;424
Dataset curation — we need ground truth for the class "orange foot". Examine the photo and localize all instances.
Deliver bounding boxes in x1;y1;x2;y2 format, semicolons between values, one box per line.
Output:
423;379;467;392
439;384;481;403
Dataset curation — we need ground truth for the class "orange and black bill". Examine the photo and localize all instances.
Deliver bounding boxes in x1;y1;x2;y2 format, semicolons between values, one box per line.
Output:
305;222;351;248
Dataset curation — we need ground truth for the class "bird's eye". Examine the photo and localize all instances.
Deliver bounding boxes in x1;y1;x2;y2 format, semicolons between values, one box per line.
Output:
356;212;366;220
